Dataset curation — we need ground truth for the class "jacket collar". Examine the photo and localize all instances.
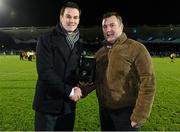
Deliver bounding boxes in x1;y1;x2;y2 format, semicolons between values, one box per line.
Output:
53;23;81;63
55;23;65;36
103;32;127;49
114;32;127;46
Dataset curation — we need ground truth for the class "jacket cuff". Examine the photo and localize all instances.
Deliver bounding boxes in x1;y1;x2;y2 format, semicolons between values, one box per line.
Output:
130;113;146;126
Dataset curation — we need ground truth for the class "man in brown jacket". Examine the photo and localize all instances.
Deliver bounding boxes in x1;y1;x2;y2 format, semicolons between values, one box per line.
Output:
80;12;156;131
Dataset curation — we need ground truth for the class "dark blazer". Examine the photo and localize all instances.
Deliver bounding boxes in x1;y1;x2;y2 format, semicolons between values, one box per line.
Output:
33;24;82;114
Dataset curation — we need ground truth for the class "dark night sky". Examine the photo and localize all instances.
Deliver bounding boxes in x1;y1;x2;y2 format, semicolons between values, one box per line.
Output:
0;0;180;27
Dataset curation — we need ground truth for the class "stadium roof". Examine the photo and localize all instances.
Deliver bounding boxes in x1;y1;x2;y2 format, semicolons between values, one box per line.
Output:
1;25;180;44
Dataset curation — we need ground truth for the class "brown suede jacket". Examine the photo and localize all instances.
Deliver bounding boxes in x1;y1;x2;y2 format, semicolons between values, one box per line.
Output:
81;32;156;125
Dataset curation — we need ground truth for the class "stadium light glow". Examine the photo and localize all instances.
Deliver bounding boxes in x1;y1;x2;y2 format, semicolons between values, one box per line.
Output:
0;0;7;13
0;1;18;27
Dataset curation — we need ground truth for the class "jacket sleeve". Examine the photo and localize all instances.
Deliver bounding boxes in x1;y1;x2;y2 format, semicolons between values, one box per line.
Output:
130;44;156;125
36;36;72;98
79;82;95;98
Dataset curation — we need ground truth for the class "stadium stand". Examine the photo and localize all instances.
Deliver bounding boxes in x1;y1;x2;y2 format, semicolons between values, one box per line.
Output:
0;25;180;57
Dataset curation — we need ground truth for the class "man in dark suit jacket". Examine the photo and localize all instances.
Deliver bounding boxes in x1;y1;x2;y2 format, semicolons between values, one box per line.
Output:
32;2;82;131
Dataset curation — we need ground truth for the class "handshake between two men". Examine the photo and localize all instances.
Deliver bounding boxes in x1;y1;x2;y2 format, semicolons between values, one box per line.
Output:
69;82;93;102
69;55;96;102
69;86;82;102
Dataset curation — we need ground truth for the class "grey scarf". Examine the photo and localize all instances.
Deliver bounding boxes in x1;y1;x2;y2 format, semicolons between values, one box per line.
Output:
66;30;79;49
60;23;79;50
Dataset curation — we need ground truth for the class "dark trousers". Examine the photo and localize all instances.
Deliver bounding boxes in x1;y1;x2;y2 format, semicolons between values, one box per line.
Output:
35;111;75;131
99;106;139;131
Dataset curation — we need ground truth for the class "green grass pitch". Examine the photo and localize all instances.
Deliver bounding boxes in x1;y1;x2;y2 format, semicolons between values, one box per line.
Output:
0;55;180;131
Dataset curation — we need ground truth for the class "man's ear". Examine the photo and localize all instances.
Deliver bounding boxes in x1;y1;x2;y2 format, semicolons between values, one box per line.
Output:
121;24;124;30
60;15;63;21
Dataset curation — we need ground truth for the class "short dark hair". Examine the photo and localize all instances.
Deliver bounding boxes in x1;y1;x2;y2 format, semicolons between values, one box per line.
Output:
103;12;123;24
60;2;81;16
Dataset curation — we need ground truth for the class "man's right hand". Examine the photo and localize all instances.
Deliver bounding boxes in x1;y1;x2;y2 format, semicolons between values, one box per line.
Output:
69;87;82;102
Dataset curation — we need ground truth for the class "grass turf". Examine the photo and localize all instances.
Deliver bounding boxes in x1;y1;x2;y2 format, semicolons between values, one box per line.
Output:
0;55;180;131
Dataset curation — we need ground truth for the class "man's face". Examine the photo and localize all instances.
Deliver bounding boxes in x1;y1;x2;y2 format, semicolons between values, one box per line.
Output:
102;16;123;44
60;7;80;32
